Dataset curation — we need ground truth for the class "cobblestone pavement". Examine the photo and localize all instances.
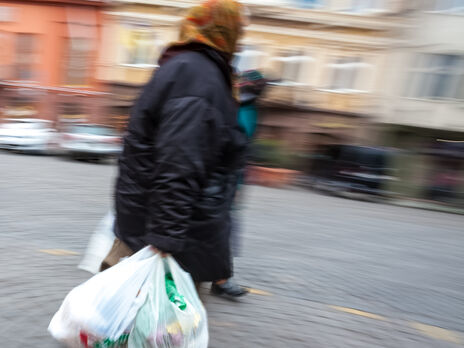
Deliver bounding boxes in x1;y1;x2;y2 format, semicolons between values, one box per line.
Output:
0;152;463;347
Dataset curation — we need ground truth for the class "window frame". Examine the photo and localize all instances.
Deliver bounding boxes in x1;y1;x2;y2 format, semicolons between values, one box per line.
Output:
405;53;464;101
232;45;268;73
324;56;369;93
268;48;314;86
63;37;93;87
340;0;388;14
119;21;162;68
294;0;325;10
15;33;38;81
428;0;464;13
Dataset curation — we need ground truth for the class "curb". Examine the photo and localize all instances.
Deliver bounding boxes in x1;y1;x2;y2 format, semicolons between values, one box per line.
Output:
390;200;464;216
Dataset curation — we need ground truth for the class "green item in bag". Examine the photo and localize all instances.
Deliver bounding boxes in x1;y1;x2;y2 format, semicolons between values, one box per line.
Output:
93;333;129;348
165;272;187;311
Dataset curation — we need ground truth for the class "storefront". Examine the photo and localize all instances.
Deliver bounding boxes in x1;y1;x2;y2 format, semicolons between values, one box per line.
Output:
253;105;368;172
379;124;464;205
258;104;364;140
0;82;109;130
103;82;144;132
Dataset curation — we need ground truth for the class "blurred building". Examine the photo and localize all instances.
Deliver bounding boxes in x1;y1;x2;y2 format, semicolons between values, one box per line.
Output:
0;0;107;127
96;0;181;131
238;0;410;154
97;0;411;145
377;1;464;201
0;0;460;202
95;0;462;204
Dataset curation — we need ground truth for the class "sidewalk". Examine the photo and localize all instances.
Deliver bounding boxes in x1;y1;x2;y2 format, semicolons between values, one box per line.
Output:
390;198;464;215
293;177;463;215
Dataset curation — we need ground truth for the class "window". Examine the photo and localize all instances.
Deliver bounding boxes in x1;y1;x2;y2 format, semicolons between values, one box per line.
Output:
233;47;267;72
406;54;464;100
0;32;10;79
60;101;85;116
296;0;324;9
432;0;464;12
4;96;37;117
270;53;313;86
64;38;92;86
16;33;37;80
0;6;16;22
349;0;385;12
70;125;117;136
327;57;367;92
122;24;161;67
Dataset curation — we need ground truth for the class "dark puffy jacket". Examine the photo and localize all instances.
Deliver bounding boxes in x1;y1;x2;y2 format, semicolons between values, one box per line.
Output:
114;47;246;281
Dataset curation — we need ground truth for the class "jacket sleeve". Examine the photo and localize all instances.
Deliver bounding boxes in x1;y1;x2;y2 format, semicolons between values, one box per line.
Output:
141;96;219;253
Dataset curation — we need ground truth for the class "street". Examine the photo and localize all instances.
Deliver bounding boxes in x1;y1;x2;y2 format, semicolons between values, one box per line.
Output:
0;152;463;348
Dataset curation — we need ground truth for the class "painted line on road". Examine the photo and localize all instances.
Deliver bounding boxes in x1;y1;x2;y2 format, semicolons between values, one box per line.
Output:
211;321;238;328
246;288;272;296
330;305;463;344
329;305;387;321
38;249;80;256
410;322;462;344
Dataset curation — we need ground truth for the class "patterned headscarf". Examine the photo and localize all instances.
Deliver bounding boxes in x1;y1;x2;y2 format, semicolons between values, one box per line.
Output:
238;70;266;104
173;0;245;58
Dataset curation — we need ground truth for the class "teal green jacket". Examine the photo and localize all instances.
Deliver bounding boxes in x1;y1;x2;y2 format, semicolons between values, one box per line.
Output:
237;104;257;139
236;103;257;188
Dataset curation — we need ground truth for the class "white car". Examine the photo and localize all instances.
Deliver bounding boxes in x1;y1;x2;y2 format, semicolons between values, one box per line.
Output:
0;118;57;154
60;124;122;160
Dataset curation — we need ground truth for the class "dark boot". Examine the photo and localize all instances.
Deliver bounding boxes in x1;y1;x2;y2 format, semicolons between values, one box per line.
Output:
211;279;249;298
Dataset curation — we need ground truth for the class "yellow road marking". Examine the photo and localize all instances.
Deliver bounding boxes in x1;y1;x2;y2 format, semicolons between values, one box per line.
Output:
246;288;272;296
39;249;80;256
212;321;237;327
330;306;463;344
410;322;462;344
330;305;387;321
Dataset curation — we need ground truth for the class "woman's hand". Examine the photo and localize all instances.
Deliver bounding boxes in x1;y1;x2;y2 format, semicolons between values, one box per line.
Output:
150;246;169;258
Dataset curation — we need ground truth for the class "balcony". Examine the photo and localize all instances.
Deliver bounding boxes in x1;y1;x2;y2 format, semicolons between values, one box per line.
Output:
262;83;377;115
97;64;157;86
389;98;464;132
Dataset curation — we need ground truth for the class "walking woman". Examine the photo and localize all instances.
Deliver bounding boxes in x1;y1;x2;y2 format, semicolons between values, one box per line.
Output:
101;0;248;295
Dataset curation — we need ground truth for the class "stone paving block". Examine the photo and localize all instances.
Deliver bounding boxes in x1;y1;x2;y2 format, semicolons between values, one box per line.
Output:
1;153;463;347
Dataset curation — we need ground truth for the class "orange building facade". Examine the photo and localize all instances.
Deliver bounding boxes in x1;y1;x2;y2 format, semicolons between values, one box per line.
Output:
0;0;107;127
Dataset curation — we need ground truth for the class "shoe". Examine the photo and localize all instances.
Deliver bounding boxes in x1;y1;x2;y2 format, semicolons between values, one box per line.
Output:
211;280;249;298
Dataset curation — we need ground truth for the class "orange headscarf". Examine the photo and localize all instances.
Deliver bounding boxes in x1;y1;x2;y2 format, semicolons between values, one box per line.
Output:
173;0;245;58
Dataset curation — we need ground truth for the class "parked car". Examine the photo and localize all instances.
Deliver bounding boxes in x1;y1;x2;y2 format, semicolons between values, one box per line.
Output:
59;124;122;160
0;118;57;154
308;144;397;197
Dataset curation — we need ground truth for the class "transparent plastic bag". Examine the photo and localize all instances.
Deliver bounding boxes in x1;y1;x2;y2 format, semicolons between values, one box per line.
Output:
49;246;157;347
129;257;208;348
78;211;116;274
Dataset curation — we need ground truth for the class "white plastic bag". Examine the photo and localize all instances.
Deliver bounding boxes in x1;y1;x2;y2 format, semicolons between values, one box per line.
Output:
49;246;156;347
78;211;116;274
128;257;208;348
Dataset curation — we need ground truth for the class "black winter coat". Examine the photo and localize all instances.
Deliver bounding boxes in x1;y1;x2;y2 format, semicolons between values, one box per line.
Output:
114;47;246;282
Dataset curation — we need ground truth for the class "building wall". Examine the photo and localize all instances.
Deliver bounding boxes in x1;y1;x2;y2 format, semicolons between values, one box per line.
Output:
0;0;105;124
0;2;65;84
379;8;464;132
98;0;406;133
97;5;181;86
0;1;102;87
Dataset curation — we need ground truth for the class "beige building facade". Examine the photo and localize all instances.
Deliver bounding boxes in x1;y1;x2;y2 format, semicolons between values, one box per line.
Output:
375;1;464;200
95;1;463;202
96;0;410;141
380;2;464;133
